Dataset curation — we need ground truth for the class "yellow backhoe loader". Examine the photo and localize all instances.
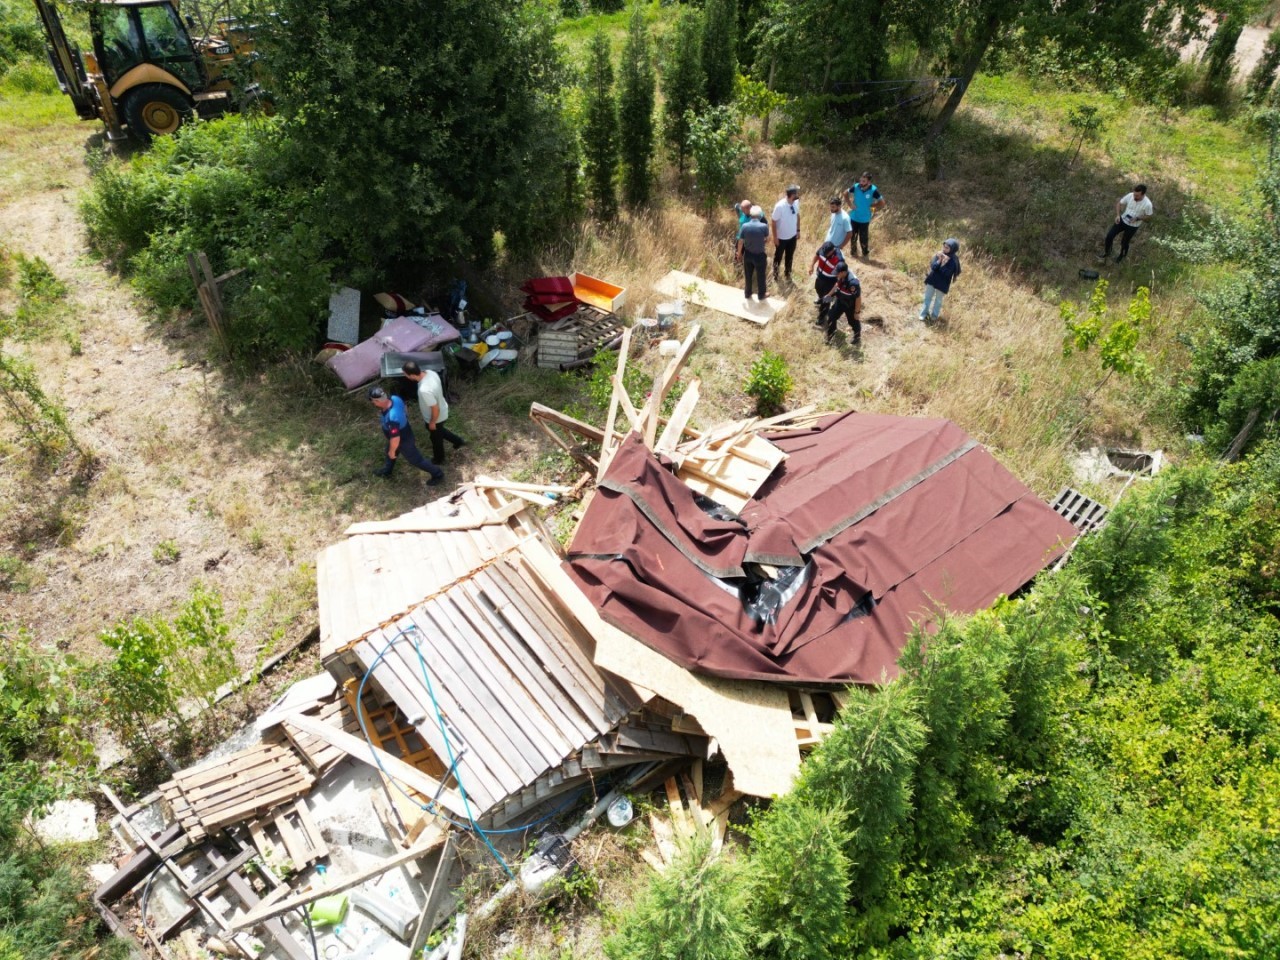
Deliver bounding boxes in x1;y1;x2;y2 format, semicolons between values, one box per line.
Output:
34;0;261;142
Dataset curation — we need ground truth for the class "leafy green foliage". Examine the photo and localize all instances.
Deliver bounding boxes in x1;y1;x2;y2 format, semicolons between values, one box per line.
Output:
605;832;750;960
0;0;43;72
95;585;237;752
81;116;330;358
252;0;574;267
745;801;852;960
661;7;703;172
618;5;656;205
743;351;792;415
700;0;736;107
583;31;620;219
1247;26;1280;103
0;349;84;459
1062;279;1150;388
686;105;746;210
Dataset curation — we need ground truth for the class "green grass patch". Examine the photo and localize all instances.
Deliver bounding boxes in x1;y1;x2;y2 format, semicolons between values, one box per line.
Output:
967;72;1261;212
557;2;667;66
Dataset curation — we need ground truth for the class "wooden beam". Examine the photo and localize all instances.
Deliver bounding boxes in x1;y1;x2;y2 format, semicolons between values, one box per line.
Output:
529;403;606;443
598;326;632;479
612;375;641;432
473;477;576;495
225;828;447;933
280;713;467;817
643;324;700;448
344;499;524;536
655;378;701;456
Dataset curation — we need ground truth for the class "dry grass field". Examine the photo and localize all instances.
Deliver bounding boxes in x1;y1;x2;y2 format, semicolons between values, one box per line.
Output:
0;65;1263;683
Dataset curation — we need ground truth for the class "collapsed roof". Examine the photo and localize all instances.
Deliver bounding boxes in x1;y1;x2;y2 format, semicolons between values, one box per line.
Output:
565;412;1078;685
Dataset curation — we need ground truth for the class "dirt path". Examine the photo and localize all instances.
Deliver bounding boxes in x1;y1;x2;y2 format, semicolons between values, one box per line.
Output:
1182;16;1272;77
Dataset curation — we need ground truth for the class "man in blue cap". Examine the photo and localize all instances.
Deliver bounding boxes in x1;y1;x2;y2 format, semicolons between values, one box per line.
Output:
368;386;443;484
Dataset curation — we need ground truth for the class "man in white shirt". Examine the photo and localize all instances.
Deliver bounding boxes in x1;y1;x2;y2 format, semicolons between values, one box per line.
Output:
401;360;467;466
771;184;801;283
1098;183;1154;264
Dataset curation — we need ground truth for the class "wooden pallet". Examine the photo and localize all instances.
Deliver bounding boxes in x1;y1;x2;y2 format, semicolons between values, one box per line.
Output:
246;798;329;874
1052;486;1109;533
278;696;361;774
536;305;623;368
160;738;315;842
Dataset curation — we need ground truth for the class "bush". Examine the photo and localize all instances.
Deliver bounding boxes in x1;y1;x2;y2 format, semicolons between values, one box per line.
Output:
605;832;750;960
81;116;331;358
1;59;59;95
743;351;792;415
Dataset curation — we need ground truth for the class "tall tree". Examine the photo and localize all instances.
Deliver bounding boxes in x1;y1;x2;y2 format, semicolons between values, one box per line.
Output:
663;7;704;172
702;0;738;106
250;0;571;267
618;5;656;205
582;31;620;219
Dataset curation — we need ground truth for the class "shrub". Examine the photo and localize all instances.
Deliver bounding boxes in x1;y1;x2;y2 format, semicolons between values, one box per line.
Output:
744;351;792;415
605;832;750;960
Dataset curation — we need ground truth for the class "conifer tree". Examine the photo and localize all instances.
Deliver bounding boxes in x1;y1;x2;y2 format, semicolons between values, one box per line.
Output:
582;31;620;219
702;0;737;107
663;7;703;173
618;5;656;205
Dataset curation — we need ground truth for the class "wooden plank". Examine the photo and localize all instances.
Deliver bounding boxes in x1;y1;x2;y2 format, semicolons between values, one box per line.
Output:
344;500;524;536
409;835;457;959
440;589;574;766
598;326;632;479
640;849;668;873
389;608;513;809
422;595;553;779
215;862;311;960
294;800;329;862
461;576;595;746
273;808;309;869
799;691;821;736
664;777;694;838
226;829;448;933
484;559;612;727
181;847;255;900
655;270;784;324
281;713;467;817
655;378;701;456
612;375;642;433
681;772;709;831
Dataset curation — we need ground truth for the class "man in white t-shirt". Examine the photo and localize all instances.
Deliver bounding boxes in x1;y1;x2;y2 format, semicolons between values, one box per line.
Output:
1097;183;1154;264
401;360;467;466
771;184;801;283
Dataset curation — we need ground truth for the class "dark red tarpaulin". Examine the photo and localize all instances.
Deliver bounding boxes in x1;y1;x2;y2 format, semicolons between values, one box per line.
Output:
565;412;1078;684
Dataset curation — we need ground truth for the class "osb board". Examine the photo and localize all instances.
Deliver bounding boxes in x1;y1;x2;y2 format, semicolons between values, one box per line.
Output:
676;433;787;512
514;539;799;798
655;270;787;325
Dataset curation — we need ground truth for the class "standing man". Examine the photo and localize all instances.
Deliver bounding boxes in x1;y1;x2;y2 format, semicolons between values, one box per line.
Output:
845;171;887;259
401;360;466;465
822;262;863;347
770;184;801;284
368;386;443;484
1097;183;1153;264
919;238;962;322
737;205;771;302
806;240;845;326
825;196;852;252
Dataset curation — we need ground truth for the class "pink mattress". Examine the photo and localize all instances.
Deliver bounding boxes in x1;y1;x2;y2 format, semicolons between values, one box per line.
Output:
327;315;460;390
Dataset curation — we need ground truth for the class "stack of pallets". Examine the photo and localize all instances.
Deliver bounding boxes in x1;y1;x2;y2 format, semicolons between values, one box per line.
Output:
160;738;315;843
536;305;624;369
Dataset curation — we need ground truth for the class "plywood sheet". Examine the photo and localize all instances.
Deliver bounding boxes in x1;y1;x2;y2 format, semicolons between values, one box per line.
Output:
655;270;787;325
515;539;799;798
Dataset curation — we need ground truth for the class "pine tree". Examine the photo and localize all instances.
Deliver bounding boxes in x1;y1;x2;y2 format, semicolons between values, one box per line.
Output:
618;5;656;205
582;31;620;219
702;0;737;107
663;7;703;173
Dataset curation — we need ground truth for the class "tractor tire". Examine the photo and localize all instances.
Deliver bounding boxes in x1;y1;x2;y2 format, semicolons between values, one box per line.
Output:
122;84;193;143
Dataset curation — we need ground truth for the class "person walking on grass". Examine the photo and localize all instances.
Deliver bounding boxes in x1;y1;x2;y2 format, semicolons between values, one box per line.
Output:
1097;183;1153;264
737;205;771;302
401;360;466;466
771;184;801;283
807;239;845;326
369;386;443;484
845;171;887;259
919;238;962;322
825;195;852;252
822;262;863;347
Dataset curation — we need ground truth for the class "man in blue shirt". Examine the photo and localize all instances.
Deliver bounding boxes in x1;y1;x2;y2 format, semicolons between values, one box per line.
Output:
825;196;851;252
845;171;887;258
369;386;443;484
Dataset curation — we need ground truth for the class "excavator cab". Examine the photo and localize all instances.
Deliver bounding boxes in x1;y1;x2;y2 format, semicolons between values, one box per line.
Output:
34;0;256;142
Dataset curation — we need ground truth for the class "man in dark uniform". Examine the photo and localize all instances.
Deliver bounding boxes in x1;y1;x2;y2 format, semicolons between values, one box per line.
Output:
369;386;443;484
822;262;863;347
807;240;845;325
